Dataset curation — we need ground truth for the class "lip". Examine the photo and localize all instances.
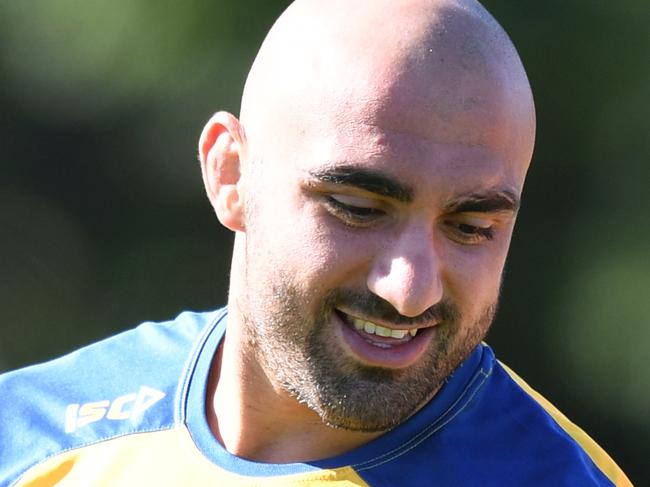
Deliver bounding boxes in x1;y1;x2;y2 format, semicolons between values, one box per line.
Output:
333;310;436;369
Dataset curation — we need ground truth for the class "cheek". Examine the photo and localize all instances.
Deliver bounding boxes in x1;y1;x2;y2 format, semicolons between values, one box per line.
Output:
293;206;387;294
300;217;375;285
250;199;359;285
443;242;509;310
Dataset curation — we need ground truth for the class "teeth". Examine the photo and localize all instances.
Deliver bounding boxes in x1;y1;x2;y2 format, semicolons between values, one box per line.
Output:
375;326;391;337
351;318;417;339
390;329;408;339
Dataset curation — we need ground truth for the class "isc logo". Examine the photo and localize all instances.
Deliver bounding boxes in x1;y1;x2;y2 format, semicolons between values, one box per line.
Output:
64;386;166;433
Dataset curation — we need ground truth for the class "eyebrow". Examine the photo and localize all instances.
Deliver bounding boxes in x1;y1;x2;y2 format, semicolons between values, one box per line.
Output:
444;190;520;214
307;166;414;203
307;165;520;214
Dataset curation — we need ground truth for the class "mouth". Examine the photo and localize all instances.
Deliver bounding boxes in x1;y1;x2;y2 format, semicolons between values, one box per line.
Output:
341;312;418;343
334;309;437;368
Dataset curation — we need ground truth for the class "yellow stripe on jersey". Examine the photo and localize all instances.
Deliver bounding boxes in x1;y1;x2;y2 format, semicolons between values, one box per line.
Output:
499;361;633;487
16;427;369;486
21;459;74;487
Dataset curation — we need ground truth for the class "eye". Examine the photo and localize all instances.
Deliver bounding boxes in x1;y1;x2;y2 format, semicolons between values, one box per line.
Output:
444;218;494;244
324;194;385;227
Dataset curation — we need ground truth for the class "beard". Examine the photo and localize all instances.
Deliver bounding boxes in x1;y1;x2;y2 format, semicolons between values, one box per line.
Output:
240;263;498;433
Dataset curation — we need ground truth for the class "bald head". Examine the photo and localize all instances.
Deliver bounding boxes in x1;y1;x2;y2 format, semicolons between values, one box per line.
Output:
239;0;535;175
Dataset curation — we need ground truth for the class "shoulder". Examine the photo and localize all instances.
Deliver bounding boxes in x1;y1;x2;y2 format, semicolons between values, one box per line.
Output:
453;348;631;486
0;309;223;486
486;359;631;486
360;345;631;486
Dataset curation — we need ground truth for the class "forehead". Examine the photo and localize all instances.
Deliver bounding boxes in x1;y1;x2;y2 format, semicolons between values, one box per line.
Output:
243;1;535;195
262;55;531;200
309;123;519;200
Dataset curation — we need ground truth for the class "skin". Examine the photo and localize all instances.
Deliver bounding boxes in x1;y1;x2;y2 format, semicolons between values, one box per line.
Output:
199;0;535;464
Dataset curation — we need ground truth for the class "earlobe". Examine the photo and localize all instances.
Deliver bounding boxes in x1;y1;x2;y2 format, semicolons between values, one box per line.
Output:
199;112;247;232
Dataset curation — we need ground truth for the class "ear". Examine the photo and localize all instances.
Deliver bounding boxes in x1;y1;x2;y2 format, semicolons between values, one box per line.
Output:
198;111;246;232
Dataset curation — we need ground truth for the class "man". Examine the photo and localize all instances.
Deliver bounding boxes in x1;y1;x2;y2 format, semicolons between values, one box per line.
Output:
0;0;632;485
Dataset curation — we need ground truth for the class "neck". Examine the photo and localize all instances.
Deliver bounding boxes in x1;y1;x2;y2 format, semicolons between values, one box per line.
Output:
205;304;382;464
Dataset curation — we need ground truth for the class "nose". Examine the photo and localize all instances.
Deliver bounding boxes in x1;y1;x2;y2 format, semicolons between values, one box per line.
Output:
366;224;443;317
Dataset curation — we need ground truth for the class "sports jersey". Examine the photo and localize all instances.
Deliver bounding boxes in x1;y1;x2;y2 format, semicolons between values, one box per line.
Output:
0;309;631;486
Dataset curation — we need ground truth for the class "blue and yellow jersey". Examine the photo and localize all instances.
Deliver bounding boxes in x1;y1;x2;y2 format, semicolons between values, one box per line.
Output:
0;309;631;486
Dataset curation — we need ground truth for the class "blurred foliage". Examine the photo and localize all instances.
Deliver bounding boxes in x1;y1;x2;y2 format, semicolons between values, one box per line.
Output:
0;0;647;483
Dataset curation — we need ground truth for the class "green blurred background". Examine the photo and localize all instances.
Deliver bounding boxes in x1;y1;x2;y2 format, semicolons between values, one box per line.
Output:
1;0;647;483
